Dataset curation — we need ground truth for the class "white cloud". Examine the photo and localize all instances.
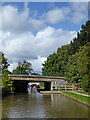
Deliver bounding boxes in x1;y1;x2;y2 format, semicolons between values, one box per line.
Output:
35;26;77;57
0;31;2;51
41;2;88;25
30;56;47;73
0;6;2;29
1;26;77;63
2;5;45;33
41;7;70;24
70;2;88;24
8;62;18;72
71;12;86;24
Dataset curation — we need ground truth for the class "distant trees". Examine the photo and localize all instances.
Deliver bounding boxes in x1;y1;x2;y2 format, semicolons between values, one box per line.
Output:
13;60;33;75
42;20;90;92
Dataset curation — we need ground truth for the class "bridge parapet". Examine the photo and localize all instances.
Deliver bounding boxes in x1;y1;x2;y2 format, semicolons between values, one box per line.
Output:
8;74;65;82
9;74;65;79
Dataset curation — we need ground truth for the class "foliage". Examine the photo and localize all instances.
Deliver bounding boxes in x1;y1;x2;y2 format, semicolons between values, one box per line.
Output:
0;52;2;73
65;53;80;83
81;75;89;93
65;45;89;92
68;20;89;54
42;45;69;76
0;52;10;73
77;45;90;92
13;60;33;75
2;72;13;93
77;45;89;75
42;20;89;92
0;52;13;94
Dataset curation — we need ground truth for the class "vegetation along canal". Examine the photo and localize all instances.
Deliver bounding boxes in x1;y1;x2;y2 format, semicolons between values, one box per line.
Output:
2;90;89;119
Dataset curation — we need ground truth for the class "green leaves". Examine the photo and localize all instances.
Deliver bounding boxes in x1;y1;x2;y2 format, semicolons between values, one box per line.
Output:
81;75;89;93
13;60;33;75
2;72;13;92
77;45;89;75
0;52;10;73
0;52;13;93
42;45;69;77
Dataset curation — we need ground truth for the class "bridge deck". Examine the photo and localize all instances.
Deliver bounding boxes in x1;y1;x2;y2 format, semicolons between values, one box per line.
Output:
9;74;65;79
0;74;65;82
9;75;65;82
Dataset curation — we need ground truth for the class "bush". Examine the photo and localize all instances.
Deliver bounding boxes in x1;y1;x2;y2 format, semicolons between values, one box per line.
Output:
82;74;89;93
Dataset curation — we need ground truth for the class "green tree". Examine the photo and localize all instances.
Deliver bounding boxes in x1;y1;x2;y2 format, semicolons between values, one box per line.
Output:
2;72;13;93
65;53;81;83
0;52;10;73
0;52;13;93
69;20;89;54
77;45;90;92
65;45;89;92
42;45;69;76
13;60;33;75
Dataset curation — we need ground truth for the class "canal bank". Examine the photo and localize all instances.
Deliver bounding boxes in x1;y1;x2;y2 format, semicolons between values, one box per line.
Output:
40;91;90;107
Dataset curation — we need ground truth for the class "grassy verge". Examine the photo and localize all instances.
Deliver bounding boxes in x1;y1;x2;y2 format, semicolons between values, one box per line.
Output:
53;89;58;91
75;91;89;95
62;91;90;104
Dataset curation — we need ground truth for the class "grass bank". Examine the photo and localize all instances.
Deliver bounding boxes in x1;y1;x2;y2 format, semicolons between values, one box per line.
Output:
62;91;90;105
75;91;89;95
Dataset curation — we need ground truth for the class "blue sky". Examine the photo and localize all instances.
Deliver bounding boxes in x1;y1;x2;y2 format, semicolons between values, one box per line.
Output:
0;2;88;73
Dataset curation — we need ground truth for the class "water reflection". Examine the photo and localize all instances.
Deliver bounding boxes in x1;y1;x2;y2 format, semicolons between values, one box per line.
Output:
42;94;89;118
27;86;37;94
2;92;89;118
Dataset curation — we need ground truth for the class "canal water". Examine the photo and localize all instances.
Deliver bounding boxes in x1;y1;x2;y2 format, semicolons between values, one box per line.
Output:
2;89;89;119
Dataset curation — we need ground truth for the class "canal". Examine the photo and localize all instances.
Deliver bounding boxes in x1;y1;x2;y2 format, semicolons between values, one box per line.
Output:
2;90;89;119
